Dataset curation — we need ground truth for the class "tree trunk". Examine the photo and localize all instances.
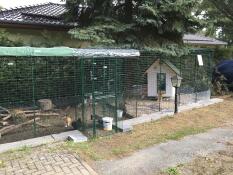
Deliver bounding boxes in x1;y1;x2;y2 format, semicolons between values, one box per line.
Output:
37;99;53;111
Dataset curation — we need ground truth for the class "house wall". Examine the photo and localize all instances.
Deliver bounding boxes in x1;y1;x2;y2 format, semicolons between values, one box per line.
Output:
147;62;176;97
0;26;90;48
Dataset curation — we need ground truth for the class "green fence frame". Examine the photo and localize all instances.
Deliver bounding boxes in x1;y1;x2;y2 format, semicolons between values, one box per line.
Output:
0;47;214;143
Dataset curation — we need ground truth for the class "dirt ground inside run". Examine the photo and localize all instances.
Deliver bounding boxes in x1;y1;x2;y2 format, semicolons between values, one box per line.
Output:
158;140;233;175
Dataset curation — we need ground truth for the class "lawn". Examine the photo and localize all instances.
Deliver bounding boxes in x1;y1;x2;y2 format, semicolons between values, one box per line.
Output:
56;97;233;163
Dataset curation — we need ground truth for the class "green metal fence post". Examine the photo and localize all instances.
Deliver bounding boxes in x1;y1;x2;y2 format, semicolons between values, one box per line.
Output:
80;58;86;131
209;51;213;82
114;58;118;132
92;57;96;137
158;59;162;112
31;57;36;136
194;54;198;102
103;58;107;116
179;56;182;105
208;51;213;95
74;57;78;127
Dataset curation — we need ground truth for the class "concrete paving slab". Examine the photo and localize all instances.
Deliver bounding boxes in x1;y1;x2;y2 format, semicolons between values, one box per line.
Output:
114;122;133;132
179;98;223;112
52;130;88;142
0;130;88;153
120;98;223;132
0;135;54;153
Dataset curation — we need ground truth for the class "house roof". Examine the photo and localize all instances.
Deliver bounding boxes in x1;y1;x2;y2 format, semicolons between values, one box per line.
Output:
0;3;74;27
183;34;227;46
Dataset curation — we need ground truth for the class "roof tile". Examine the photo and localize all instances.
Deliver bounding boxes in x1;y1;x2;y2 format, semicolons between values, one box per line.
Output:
0;2;73;27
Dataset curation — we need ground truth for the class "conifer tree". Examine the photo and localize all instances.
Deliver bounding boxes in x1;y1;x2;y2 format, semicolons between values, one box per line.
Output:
65;0;200;48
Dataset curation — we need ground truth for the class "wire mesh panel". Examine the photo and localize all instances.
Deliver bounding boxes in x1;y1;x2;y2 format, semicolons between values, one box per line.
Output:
0;57;34;143
80;57;123;137
0;56;83;144
0;49;213;143
177;50;212;104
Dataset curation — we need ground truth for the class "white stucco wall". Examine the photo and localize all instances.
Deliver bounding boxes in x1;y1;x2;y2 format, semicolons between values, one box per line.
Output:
147;62;176;98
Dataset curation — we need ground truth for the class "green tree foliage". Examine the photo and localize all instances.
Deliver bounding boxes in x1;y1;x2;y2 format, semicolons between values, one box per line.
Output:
0;29;64;47
65;0;200;49
214;46;233;63
0;29;23;46
196;0;233;45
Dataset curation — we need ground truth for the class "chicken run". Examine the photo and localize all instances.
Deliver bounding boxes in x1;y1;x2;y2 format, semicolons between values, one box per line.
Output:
0;47;213;143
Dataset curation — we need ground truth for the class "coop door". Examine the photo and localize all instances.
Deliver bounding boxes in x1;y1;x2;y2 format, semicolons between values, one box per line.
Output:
157;73;166;93
92;58;116;119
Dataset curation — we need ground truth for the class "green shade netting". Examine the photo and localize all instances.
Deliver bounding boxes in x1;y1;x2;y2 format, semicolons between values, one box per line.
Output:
0;47;74;57
0;47;140;57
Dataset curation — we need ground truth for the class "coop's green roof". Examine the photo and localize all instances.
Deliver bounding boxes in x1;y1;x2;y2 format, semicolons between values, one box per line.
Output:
0;47;140;57
163;60;180;75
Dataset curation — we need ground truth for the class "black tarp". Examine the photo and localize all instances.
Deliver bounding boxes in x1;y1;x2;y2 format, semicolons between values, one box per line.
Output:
214;60;233;84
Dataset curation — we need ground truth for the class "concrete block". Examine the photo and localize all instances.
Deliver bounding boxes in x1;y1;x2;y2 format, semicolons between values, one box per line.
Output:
52;130;87;143
67;134;88;143
118;123;133;132
113;121;133;132
0;135;54;153
0;130;88;153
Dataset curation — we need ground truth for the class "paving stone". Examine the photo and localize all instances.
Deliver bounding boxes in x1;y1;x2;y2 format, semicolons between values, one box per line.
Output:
0;169;6;175
15;173;23;175
53;166;62;173
62;166;72;174
79;168;91;175
71;167;80;173
45;165;54;172
43;171;56;175
0;148;97;175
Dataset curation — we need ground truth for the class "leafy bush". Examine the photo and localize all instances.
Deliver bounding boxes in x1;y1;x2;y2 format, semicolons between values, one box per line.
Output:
0;29;23;46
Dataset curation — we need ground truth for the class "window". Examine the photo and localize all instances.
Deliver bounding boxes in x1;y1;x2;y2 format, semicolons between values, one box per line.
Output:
157;73;166;92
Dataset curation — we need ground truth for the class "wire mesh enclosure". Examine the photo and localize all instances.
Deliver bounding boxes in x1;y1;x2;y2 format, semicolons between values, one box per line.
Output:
0;48;213;144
